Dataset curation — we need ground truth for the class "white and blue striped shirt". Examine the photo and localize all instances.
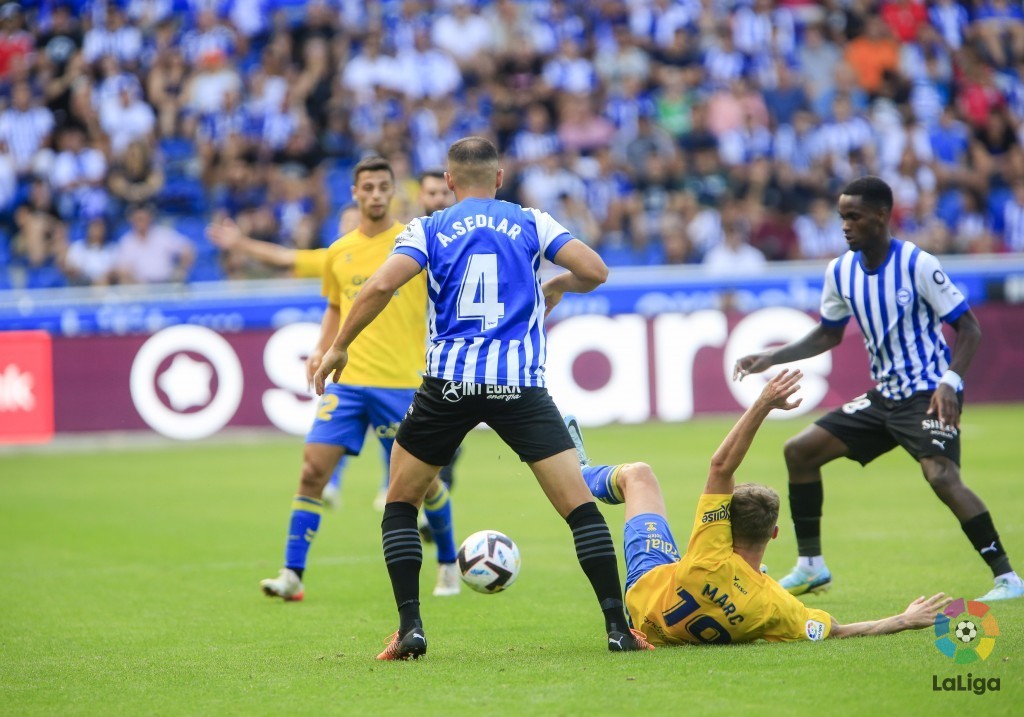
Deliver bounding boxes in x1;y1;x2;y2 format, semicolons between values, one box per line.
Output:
820;239;969;400
393;198;574;387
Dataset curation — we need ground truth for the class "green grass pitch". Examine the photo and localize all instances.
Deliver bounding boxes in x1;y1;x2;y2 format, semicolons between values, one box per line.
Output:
2;405;1022;716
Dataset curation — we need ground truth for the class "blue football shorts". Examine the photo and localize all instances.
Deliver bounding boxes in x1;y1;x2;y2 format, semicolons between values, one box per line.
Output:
623;512;681;594
306;383;416;456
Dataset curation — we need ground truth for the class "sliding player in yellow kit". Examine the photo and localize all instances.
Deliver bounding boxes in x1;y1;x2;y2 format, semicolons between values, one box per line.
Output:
567;370;952;645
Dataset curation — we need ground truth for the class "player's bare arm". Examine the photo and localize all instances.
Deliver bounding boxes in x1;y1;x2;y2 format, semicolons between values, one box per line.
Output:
928;309;982;429
313;253;423;395
705;370;804;495
206;217;297;269
829;593;954;638
541;239;609;316
307;304;340;389
733;323;845;381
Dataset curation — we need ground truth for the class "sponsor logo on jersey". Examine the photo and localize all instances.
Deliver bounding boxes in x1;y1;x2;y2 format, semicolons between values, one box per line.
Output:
701;503;730;523
442;380;521;402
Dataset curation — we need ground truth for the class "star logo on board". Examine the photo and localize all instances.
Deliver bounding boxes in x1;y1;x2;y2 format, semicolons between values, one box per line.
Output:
157;354;213;411
0;364;35;412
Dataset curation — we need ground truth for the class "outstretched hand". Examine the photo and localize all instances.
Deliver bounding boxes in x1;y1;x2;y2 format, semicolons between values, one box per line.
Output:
312;347;348;396
901;593;954;630
205;218;243;250
733;352;773;381
756;369;803;412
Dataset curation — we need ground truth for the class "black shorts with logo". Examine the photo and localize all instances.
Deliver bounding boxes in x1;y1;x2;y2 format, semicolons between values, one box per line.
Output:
815;389;962;466
396;376;576;466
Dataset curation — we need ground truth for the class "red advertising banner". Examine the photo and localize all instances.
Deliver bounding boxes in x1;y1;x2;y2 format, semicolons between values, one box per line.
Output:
0;331;55;444
39;304;1024;441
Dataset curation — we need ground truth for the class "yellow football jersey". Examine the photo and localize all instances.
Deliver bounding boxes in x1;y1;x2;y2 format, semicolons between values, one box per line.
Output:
322;222;426;389
294;248;328;278
626;493;833;645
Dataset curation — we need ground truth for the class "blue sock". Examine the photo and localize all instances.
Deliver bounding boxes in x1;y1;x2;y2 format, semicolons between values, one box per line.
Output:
583;465;624;505
328;457;346;490
423;482;457;564
285;495;323;574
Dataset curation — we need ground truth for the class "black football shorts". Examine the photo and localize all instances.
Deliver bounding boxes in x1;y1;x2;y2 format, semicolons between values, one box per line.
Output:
396;376;576;466
815;388;962;466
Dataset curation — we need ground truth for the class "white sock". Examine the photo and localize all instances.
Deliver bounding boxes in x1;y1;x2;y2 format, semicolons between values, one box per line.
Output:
994;571;1022;585
797;556;825;571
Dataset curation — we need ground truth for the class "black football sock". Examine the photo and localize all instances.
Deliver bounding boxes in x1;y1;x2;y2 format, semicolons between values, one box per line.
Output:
565;503;628;632
381;501;423;635
961;511;1012;577
789;482;823;557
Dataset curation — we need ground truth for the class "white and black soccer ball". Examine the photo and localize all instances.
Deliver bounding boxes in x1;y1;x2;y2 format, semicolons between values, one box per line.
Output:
955;621;978;644
457;530;521;594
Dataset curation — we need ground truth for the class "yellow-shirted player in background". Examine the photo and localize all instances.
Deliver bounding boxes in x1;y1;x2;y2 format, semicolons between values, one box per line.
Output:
566;370;952;646
239;157;459;602
207;172;461;517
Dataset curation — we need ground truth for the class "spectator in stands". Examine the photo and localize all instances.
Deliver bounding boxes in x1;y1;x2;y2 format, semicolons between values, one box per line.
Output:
793;196;845;260
146;47;188;137
951;189;998;254
0;139;15;214
431;0;494;77
557;94;615;154
0;2;32;78
83;4;143;68
108;140;164;211
50;125;107;221
99;79;156;156
972;0;1024;68
13;178;65;269
844;16;900;95
62;214;117;286
1003;179;1024;253
0;80;54;178
115;203;194;284
703;221;766;275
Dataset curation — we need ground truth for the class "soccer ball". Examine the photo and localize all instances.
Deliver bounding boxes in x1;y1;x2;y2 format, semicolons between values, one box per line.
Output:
955;621;978;644
457;530;521;594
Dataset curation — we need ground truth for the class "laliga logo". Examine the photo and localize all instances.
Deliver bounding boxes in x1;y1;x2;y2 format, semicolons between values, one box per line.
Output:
933;598;999;663
130;326;243;440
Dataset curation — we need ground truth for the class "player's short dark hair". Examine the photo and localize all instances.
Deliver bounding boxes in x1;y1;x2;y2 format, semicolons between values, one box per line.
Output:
731;483;779;545
448;136;499;165
352;156;394;183
447;137;500;188
840;176;894;212
418;169;446;183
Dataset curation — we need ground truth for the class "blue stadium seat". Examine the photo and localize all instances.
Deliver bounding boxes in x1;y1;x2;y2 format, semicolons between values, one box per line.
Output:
158;176;208;215
320;219;340;247
326;166;353;209
987;187;1013;234
188;258;225;283
158;137;198;178
26;265;68;290
174;217;219;258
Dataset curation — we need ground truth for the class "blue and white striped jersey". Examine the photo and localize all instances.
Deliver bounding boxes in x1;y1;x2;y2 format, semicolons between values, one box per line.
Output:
393;197;574;387
820;239;969;400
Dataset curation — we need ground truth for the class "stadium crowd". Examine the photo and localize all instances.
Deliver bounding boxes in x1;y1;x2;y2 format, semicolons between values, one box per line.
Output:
1;0;1024;289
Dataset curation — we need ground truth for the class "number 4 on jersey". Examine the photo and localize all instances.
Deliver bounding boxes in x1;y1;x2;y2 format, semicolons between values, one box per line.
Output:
457;254;505;330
